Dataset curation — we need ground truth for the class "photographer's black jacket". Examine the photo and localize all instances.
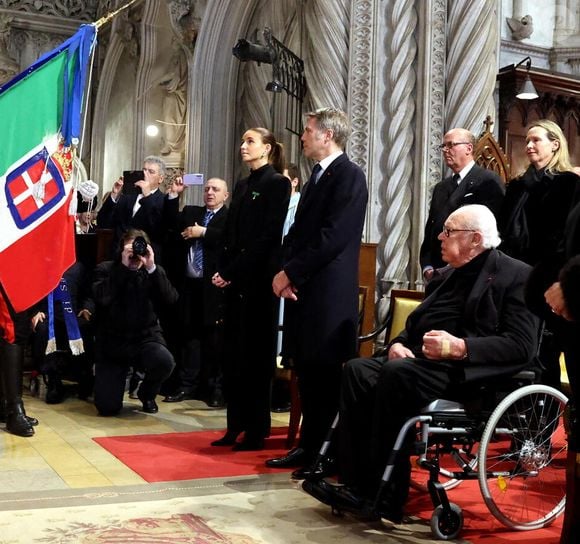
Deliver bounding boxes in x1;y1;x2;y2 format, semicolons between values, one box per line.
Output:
91;261;178;353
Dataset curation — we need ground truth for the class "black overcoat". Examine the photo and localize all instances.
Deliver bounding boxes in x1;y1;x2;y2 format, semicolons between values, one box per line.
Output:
282;153;368;367
218;164;290;367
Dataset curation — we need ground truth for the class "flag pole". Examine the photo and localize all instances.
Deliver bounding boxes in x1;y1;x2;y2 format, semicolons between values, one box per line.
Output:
94;0;140;30
73;0;139;183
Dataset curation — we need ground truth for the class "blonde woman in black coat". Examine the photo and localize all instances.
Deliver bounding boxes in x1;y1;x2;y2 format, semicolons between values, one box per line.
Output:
500;119;580;390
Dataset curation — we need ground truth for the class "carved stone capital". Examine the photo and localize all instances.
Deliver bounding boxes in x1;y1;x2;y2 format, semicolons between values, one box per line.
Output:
0;0;99;21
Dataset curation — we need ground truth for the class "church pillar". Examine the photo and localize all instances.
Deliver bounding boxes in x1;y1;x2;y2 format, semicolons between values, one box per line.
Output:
445;0;498;134
377;0;418;315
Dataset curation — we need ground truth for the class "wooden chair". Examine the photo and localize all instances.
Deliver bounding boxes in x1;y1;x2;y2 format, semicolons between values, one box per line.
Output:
358;289;425;354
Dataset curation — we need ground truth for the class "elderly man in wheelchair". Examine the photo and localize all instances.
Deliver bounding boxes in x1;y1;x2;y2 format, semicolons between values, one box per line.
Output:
304;204;567;539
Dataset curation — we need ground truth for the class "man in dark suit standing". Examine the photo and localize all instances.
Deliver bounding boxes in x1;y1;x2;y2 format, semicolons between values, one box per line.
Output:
97;156;167;262
162;177;229;407
266;108;368;478
421;128;504;282
304;204;539;522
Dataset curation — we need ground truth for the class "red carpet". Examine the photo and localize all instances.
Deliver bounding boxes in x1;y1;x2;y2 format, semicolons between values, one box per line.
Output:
93;427;291;482
95;429;563;542
407;467;562;543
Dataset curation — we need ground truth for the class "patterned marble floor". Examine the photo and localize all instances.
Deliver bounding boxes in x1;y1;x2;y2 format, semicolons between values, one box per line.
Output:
0;388;461;543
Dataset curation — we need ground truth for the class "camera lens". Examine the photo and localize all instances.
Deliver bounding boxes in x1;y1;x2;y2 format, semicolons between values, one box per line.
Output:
132;236;148;257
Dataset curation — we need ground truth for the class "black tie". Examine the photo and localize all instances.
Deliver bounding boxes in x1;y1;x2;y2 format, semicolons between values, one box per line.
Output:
452;173;460;185
304;164;322;194
297;164;322;212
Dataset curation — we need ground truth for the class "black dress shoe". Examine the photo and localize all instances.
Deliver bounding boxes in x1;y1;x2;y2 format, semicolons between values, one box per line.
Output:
302;479;403;523
265;447;307;468
25;415;39;426
271;402;291;413
207;389;225;408
141;399;159;413
162;391;195;403
291;458;336;480
211;431;240;446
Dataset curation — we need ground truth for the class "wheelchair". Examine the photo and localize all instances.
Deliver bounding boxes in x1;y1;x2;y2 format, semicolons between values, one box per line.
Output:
308;369;568;541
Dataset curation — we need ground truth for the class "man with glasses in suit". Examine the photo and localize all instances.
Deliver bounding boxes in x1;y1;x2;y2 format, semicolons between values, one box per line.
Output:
421;128;504;283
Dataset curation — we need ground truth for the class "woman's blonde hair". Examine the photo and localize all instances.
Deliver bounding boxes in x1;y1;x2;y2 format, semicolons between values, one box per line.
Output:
527;119;573;173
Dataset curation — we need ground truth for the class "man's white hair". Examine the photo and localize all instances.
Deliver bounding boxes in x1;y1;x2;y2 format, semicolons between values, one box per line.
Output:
448;204;502;249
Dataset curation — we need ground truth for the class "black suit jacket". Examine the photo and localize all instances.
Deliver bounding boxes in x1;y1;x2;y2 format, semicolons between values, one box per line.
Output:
420;165;505;270
393;249;539;382
282;153;368;367
97;190;166;260
164;197;228;325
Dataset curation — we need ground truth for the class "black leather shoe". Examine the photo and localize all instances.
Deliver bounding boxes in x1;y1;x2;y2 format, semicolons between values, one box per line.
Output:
291;458;336;480
302;480;403;523
302;479;356;506
162;391;195;403
211;431;240;446
6;413;35;437
271;403;291;413
265;447;307;468
141;399;158;413
26;415;39;426
207;389;225;408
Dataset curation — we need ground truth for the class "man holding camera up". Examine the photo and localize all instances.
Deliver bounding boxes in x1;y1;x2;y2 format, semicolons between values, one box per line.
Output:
91;229;177;416
97;156;167;261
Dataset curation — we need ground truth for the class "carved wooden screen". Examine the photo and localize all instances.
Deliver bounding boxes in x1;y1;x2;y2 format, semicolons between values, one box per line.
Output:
473;115;510;183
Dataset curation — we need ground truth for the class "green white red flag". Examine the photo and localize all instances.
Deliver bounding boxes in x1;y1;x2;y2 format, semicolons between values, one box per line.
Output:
0;25;96;326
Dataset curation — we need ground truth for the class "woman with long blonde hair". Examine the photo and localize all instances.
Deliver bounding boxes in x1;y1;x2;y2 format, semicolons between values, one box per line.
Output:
499;119;580;390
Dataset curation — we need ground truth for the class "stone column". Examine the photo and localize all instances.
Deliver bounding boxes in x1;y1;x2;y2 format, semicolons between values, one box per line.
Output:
445;0;497;134
378;0;418;311
347;0;377;225
303;0;349;111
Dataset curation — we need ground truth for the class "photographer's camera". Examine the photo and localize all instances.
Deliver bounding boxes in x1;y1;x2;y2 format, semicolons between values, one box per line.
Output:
132;236;148;257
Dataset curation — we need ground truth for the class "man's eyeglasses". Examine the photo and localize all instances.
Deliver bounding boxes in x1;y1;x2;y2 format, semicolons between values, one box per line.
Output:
442;227;476;237
438;142;470;151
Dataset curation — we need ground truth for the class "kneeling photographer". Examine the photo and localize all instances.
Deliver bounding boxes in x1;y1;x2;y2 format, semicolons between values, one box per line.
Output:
92;229;177;416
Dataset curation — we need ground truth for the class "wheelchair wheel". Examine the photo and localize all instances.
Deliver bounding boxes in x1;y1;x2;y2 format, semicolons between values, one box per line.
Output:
478;384;567;530
430;503;463;540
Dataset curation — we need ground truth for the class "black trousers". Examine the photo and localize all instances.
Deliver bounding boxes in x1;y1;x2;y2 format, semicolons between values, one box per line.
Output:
294;361;342;462
339;356;465;510
94;340;174;416
31;318;94;389
179;278;224;395
222;287;278;441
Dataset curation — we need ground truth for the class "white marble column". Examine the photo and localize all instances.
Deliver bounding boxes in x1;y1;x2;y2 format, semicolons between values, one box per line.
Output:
303;0;349;111
378;0;418;307
445;0;497;134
